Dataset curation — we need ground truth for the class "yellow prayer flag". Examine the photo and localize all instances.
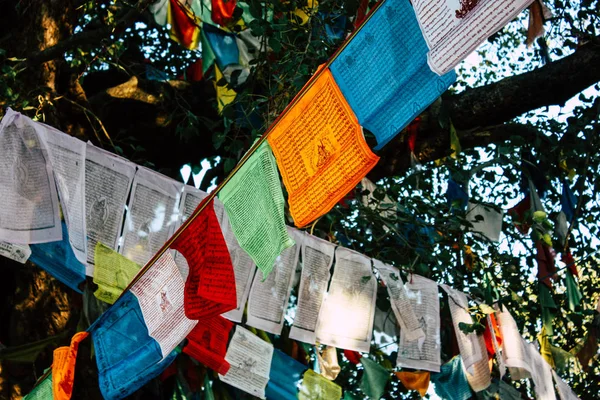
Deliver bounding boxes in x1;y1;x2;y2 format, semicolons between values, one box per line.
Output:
93;243;141;304
299;369;342;400
215;66;237;114
268;68;379;227
395;371;430;397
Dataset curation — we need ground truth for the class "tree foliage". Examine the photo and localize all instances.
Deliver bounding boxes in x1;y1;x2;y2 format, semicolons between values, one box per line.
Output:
0;0;599;399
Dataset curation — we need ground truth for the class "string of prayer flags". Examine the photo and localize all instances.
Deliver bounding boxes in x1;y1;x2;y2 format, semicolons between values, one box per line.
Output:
24;373;53;400
90;290;179;400
329;0;456;150
359;357;389;400
316;346;341;381
315;247;376;352
170;199;237;319
129;251;197;359
412;0;533;75
93;243;141;304
52;331;89;400
375;260;426;343
219;326;273;399
290;233;336;344
395;371;430;398
168;0;202;50
120;166;183;266
183;315;233;375
85;143;136;272
298;369;342;400
466;202;504;243
396;275;441;372
441;285;491;392
218;141;294;279
211;0;237;25
37;121;88;264
0;108;62;244
430;356;472;400
267;66;379;227
508;195;532;234
265;349;308;400
29;221;86;293
247;227;302;334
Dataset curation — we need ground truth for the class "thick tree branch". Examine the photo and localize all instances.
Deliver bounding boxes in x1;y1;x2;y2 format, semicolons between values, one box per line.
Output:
25;0;153;66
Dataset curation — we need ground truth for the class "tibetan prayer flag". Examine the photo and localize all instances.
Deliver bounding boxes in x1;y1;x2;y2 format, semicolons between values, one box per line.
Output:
483;313;502;357
30;222;85;293
565;270;582;312
91;290;179;399
266;349;308;400
201;29;217;74
561;180;577;222
183;315;233;375
170;199;237;319
316;346;341;381
267;67;379;227
508;195;531;234
430;356;472;400
215;66;237;114
360;357;389;400
478;379;522;400
412;0;532;75
93;242;141;304
24;374;53;399
168;0;201;50
466;202;503;243
211;0;237;25
298;369;342;400
203;23;240;71
536;241;557;288
52;332;89;400
446;179;468;211
329;0;456;149
219;141;294;279
395;371;430;397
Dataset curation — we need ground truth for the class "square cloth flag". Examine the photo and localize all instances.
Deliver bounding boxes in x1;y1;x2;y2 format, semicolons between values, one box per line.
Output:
329;0;456;150
268;68;379;227
219;141;294;279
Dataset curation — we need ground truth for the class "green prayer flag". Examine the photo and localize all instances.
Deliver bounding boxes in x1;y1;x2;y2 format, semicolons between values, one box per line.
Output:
359;357;389;400
431;356;472;400
476;379;521;400
565;271;583;312
0;333;66;363
205;374;215;400
93;242;141;304
550;344;576;373
539;283;557;336
24;373;52;399
219;141;294;279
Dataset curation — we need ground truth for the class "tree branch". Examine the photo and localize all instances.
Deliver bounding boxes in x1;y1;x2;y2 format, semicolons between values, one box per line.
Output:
25;0;154;66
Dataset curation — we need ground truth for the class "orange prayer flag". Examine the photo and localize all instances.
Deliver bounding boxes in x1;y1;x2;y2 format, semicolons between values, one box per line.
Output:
268;68;379;227
395;371;430;397
52;331;89;400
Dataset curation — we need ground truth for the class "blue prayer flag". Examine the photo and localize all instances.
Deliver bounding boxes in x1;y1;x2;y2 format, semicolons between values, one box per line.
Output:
430;356;472;400
266;349;308;400
203;23;240;72
330;0;456;150
561;180;577;222
446;179;468;211
90;291;177;400
29;221;85;293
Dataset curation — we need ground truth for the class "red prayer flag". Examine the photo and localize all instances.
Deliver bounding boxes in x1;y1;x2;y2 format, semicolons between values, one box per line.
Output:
211;0;237;26
508;195;532;234
344;349;362;365
536;241;557;288
562;248;578;277
184;316;234;375
170;199;237;319
169;0;201;49
483;313;502;357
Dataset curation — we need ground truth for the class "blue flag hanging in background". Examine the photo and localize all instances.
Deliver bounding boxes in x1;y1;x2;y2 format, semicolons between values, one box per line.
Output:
266;349;308;400
561;180;577;222
90;291;177;400
203;23;240;72
30;222;85;293
330;0;456;150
